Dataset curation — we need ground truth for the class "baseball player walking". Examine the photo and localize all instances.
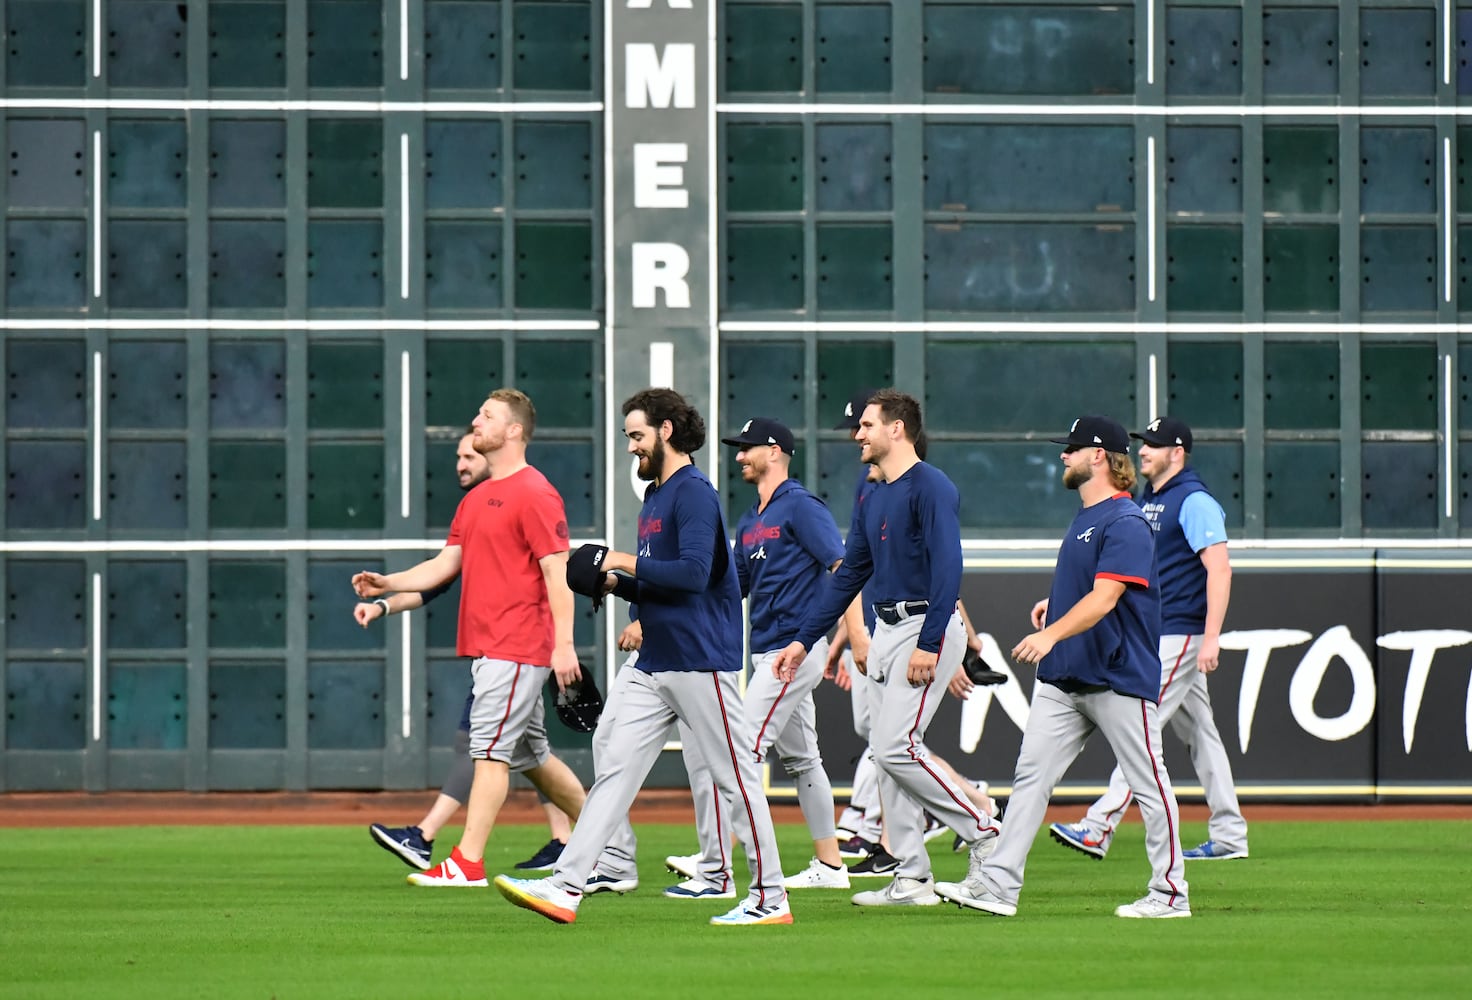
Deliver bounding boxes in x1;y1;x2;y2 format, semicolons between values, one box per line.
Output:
496;388;791;926
719;417;848;890
936;415;1190;918
1050;415;1248;861
353;389;585;888
359;429;578;873
772;389;1002;907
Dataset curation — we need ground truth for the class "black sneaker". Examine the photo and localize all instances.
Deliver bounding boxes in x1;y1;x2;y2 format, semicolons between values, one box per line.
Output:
848;846;900;877
369;823;433;871
514;838;567;871
839;835;876;860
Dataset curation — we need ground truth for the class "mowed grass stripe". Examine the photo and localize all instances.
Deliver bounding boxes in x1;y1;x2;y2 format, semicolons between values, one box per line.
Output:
1;820;1468;998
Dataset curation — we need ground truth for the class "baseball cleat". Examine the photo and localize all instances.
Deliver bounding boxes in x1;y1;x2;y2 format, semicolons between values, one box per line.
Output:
848;846;900;877
513;838;566;871
782;858;850;890
664;853;701;879
406;846;487;886
664;878;735;900
1049;821;1111;860
838;836;877;860
1115;895;1191;919
934;877;1017;917
710;897;793;926
852;876;941;907
494;875;580;924
369;823;433;871
584;869;639;894
1183;839;1247;860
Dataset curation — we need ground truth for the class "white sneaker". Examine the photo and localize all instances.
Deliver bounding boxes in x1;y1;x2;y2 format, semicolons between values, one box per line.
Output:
965;825;1002;874
934;876;1017;917
493;875;580;924
851;876;940;907
664;853;700;879
1115;895;1191;919
405;853;487;887
710;896;793;925
782;858;850;890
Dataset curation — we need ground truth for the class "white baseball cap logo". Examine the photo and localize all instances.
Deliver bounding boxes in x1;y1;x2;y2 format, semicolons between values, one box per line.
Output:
740;420;752;433
1069;418;1080;433
1148;418;1162;432
844;402;853;417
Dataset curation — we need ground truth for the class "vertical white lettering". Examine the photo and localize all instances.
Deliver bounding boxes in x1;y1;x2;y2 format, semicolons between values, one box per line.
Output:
626;43;696;108
631;243;691;308
633;143;689;208
1218;629;1313;753
1376;630;1472;752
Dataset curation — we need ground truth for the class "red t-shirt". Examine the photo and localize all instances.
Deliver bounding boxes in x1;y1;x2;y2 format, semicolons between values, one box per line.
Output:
446;465;570;663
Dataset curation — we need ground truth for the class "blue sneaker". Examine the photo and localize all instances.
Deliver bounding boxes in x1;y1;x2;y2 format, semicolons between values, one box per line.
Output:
664;878;735;900
514;839;566;871
1183;839;1247;860
584;869;639;894
1048;821;1111;860
370;823;433;871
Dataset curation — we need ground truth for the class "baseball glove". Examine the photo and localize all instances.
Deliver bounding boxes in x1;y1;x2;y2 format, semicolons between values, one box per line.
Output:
962;648;1008;687
550;665;604;733
565;543;610;610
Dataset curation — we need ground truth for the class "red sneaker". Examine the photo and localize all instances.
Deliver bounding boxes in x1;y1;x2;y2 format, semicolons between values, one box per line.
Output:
407;846;487;886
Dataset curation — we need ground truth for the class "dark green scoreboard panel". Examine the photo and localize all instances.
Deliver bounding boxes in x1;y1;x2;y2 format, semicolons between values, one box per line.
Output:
4;1;1472;791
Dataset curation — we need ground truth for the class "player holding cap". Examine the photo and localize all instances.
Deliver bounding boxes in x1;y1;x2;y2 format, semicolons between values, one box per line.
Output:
936;415;1190;918
1049;415;1248;861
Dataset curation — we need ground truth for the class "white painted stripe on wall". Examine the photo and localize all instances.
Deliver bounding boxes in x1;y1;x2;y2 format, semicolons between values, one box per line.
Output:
1146;135;1157;302
1446;0;1454;86
650;341;675;388
721;320;1472;334
1445;137;1454;303
0;319;600;331
1148;352;1158;420
717;102;1472;118
0;99;603;112
92;131;102;297
91;572;102;742
400;0;410;82
401;611;412;739
92;0;102;79
400;351;411;519
92;351;103;521
1146;1;1155;86
400;133;411;299
1446;352;1456;520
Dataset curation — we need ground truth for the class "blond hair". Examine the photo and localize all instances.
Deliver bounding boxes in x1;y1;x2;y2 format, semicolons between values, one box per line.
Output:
488;388;537;441
1107;451;1137;493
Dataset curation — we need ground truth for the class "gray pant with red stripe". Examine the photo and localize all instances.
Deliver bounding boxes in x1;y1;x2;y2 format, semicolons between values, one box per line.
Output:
685;640;838;884
980;681;1189;908
1081;634;1248;853
549;666;787;910
868;613;1001;881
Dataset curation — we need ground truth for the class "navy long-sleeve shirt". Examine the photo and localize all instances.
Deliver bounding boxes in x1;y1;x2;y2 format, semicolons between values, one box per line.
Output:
796;460;963;653
610;464;743;672
733;478;845;653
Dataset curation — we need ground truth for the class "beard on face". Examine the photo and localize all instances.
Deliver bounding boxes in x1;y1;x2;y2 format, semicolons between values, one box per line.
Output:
1062;460;1090;491
636;435;666;482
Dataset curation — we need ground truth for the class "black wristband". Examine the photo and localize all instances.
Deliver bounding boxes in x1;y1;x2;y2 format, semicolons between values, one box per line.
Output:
372;598;391;618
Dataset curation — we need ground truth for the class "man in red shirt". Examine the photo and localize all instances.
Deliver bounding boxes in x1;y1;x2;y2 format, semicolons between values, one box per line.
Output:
353;388;584;886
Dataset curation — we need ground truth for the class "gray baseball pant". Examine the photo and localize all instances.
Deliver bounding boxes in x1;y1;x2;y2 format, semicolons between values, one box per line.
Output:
686;641;838;881
834;649;884;844
978;681;1189;909
1082;634;1248;853
552;666;787;910
868;613;1001;881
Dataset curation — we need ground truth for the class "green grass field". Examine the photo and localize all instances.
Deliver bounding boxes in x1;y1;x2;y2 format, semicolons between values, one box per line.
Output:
3;819;1469;998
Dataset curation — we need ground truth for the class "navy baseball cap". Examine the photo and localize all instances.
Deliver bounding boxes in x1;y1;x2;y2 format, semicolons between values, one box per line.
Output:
1131;415;1193;452
833;387;876;430
1051;415;1130;454
721;417;795;454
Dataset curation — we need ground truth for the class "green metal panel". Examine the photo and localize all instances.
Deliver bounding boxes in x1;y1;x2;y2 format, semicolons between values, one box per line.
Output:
5;442;88;529
307;120;384;208
425;121;502;208
1166;6;1242;96
1361;340;1438;431
424;336;504;426
307;219;384;307
814;123;891;212
209;561;287;648
815;340;892;416
512;1;592;92
725;222;804;311
1361;226;1437;314
1263;127;1339;215
108;220;189;309
925;224;1136;313
209;441;287;528
515;339;594;426
1263;224;1339;312
109;340;187;429
1358;8;1435;98
425;220;503;308
307;342;384;429
7;560;87;649
307;0;384;88
424;0;502;90
816;223;892;312
924;339;1135;433
1360;127;1436;215
6;338;87;427
108;0;188;88
923;5;1134;96
107;663;187;750
209;1;288;89
1262;6;1337;95
208;661;287;748
726;123;804;213
1264;440;1341;531
1263;340;1340;429
924;125;1134;213
209;120;288;208
1167;339;1244;429
108;441;188;530
209;220;288;308
6;220;87;307
723;340;806;428
514;121;592;210
926;441;1077;532
5;119;88;208
108;120;188;208
5;0;87;87
514;221;592;309
1166;224;1243;313
108;561;187;650
1166;126;1243;214
5;662;86;749
307;660;385;749
724;2;803;94
1362;441;1439;531
306;442;385;529
1188;441;1245;530
815;2;891;94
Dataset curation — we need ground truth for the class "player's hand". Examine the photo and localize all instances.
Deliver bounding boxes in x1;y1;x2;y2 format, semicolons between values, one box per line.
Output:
1030;599;1049;630
550;643;581;694
850;630;871;677
1011;631;1055;666
772;641;807;682
353;571;391;598
1197;635;1221;674
353;602;384;628
832;658;853;691
948;666;974;700
616;619;643;652
906;649;938;688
